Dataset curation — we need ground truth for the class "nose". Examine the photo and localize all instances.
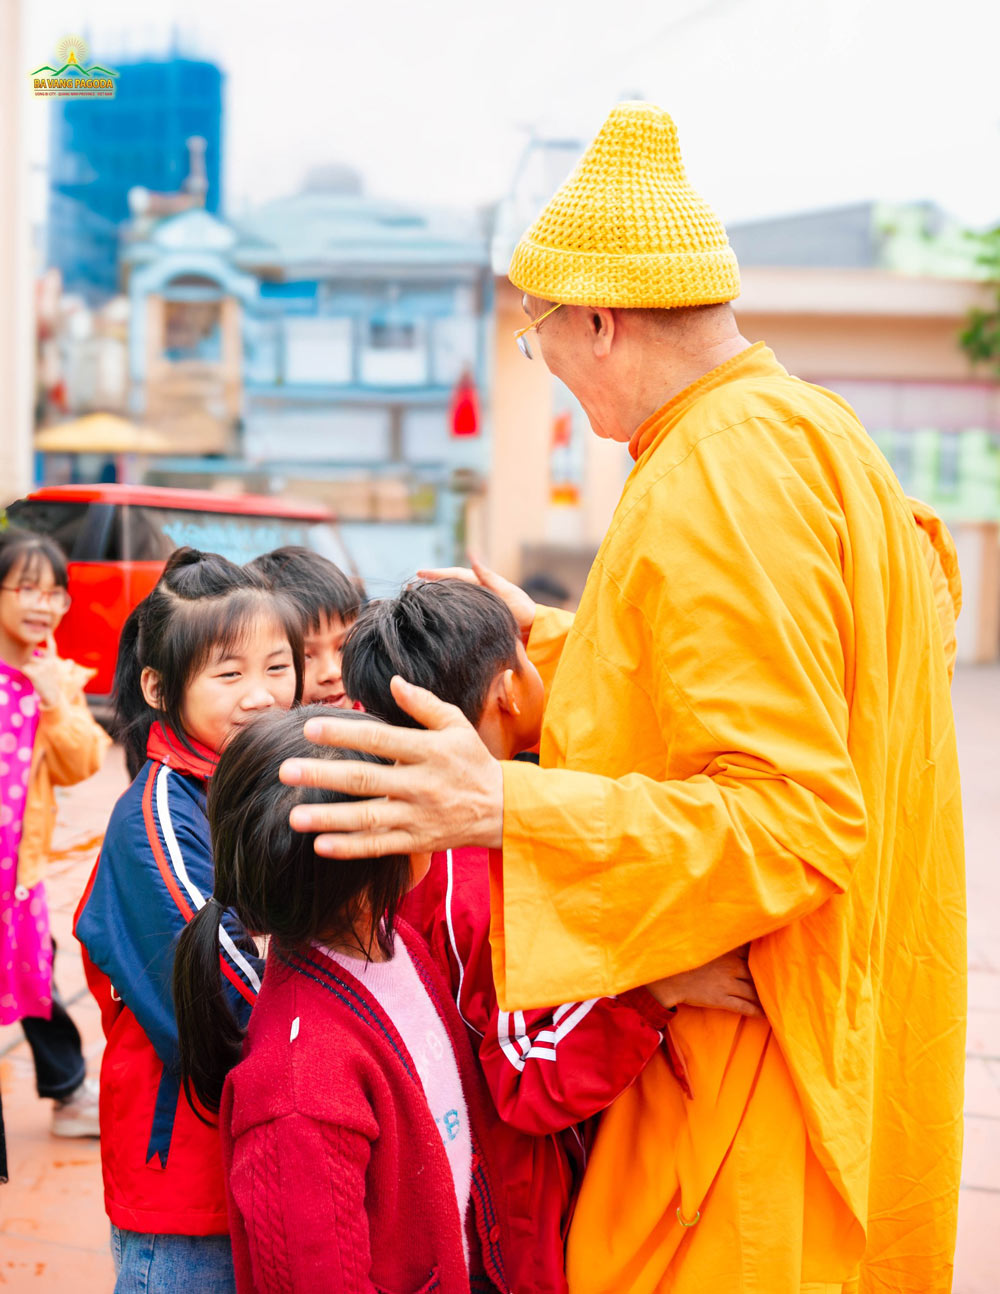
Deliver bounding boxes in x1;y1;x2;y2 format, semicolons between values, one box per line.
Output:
240;682;278;712
315;651;342;685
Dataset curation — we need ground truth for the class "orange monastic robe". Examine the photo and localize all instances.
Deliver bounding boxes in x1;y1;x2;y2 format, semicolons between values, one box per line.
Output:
490;344;966;1293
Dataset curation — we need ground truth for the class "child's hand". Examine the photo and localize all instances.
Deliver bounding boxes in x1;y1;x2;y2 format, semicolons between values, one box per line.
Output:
21;635;64;710
646;946;763;1017
417;555;537;638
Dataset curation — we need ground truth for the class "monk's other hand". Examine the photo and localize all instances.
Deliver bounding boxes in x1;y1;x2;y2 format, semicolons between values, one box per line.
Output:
417;554;537;638
281;676;505;859
645;945;763;1017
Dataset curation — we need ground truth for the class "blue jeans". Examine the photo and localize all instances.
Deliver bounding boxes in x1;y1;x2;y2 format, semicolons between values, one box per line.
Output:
110;1225;236;1294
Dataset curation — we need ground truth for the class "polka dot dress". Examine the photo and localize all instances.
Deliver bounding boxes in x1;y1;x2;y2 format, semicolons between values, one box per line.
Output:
0;660;52;1025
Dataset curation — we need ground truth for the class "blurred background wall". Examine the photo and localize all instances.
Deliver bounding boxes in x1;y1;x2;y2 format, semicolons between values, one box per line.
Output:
3;0;999;650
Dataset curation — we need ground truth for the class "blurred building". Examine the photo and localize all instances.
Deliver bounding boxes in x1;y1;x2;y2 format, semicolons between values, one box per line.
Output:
48;55;223;301
489;131;627;594
730;202;999;662
123;166;492;587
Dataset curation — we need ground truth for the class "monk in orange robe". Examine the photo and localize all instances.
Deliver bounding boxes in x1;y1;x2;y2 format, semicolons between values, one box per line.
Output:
283;103;966;1293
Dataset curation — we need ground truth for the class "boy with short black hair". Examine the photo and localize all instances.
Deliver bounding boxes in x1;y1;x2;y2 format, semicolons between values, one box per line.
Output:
247;546;362;708
342;580;688;1293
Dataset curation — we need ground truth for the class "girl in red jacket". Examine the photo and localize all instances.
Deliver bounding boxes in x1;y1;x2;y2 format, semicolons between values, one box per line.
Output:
173;705;511;1294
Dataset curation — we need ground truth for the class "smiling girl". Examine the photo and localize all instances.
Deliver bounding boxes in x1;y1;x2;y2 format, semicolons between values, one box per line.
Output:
75;548;302;1293
0;529;109;1139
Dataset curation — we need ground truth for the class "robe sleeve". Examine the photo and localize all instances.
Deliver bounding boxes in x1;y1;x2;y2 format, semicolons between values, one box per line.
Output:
525;604;575;699
490;426;869;1009
908;496;962;683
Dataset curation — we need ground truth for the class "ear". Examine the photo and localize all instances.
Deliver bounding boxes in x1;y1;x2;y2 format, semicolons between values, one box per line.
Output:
496;667;522;717
140;666;163;710
589;307;616;359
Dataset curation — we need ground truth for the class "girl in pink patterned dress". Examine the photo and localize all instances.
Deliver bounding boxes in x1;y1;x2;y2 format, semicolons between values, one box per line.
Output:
0;529;109;1139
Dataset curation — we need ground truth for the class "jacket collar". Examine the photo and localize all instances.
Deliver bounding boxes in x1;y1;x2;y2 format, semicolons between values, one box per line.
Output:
628;340;782;462
146;721;218;781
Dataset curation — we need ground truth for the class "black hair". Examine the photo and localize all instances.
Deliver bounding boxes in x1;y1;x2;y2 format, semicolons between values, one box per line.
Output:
113;547;304;780
173;704;410;1114
246;546;362;633
342;579;519;728
0;529;68;592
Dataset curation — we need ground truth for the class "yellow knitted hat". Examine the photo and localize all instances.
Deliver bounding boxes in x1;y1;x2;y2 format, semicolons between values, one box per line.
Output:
509;102;740;309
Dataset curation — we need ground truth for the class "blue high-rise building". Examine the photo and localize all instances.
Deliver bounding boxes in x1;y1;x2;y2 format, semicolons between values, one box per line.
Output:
48;57;224;300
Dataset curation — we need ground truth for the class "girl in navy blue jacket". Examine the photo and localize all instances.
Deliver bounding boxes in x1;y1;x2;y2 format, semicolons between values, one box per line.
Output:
75;548;302;1294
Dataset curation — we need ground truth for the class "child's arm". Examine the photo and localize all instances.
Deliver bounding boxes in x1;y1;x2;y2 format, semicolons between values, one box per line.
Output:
411;849;688;1135
478;989;683;1135
228;1113;379;1294
75;766;262;1069
32;659;110;786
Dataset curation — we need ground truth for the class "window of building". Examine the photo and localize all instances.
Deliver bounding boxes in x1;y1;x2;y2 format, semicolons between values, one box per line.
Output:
368;321;417;350
282;317;353;385
892;440;914;491
938;434;960;493
361;316;427;386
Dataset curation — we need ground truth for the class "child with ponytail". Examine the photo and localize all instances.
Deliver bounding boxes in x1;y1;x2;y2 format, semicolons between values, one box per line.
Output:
74;548;302;1293
173;706;511;1294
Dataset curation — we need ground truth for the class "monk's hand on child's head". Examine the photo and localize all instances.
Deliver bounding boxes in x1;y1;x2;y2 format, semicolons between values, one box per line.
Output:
645;945;763;1017
281;676;505;859
416;555;537;639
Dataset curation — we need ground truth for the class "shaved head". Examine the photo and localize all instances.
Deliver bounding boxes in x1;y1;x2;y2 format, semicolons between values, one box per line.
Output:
624;302;735;338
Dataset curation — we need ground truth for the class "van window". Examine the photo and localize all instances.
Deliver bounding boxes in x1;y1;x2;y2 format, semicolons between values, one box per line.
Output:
124;506;349;568
3;500;92;558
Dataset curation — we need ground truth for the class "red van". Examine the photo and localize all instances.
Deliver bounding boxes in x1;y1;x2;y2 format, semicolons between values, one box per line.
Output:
3;484;355;703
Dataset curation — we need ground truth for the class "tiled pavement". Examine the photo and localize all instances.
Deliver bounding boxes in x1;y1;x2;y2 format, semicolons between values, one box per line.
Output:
0;745;124;1291
0;669;998;1292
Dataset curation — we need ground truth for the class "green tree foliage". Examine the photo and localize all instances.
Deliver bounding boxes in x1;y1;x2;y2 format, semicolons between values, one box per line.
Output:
960;226;1000;378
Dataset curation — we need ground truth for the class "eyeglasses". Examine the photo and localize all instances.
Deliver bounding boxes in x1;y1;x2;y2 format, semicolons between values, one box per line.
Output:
513;302;563;359
0;584;71;613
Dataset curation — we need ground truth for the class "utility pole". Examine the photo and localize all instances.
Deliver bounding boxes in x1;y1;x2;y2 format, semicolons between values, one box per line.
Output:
0;0;35;506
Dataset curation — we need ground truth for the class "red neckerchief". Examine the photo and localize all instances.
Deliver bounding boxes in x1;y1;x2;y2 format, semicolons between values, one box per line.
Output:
146;721;219;781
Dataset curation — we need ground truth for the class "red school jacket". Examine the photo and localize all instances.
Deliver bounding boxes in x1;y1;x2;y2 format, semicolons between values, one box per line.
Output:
401;847;683;1294
74;725;262;1235
221;924;511;1294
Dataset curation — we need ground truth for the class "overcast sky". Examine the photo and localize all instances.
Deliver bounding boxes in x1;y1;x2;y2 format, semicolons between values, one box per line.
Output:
24;0;1000;230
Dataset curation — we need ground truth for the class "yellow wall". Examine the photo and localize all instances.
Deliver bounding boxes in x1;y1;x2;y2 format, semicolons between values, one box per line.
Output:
488;278;555;580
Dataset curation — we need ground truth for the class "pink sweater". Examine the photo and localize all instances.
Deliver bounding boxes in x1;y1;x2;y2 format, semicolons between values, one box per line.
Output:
221;924;510;1294
326;940;472;1258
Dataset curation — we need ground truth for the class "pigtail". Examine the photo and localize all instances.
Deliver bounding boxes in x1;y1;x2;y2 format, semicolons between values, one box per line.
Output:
112;602;151;780
162;546;241;598
113;546;304;780
173;898;245;1118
